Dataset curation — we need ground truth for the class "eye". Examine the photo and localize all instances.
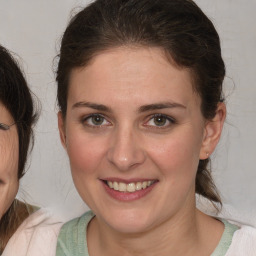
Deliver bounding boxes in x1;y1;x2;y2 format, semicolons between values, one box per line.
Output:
0;123;9;130
82;114;110;127
145;114;175;128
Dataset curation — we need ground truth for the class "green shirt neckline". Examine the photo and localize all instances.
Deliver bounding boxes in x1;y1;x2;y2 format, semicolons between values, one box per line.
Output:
211;219;239;256
56;211;238;256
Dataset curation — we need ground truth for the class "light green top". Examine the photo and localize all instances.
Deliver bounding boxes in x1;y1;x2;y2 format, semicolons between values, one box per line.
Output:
56;211;238;256
211;219;239;256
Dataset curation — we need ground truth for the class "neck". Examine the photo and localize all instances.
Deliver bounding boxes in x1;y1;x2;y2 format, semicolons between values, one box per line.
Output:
87;197;223;256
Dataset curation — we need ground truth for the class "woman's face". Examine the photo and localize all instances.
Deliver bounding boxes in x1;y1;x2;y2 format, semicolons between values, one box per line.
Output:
0;102;19;219
59;47;224;233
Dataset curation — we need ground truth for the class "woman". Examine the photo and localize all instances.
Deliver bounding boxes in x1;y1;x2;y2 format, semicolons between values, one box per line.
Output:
1;46;64;256
0;45;37;253
54;0;256;255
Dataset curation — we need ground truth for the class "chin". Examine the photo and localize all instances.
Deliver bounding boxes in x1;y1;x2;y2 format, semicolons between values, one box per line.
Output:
109;219;151;234
98;208;156;234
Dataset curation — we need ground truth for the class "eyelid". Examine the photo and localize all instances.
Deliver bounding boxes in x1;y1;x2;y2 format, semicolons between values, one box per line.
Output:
151;113;176;122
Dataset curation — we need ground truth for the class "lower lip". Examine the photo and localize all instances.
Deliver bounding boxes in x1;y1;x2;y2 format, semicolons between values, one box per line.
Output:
102;181;158;201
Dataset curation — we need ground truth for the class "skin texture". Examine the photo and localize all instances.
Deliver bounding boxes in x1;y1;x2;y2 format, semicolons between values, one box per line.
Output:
0;102;19;219
58;46;226;255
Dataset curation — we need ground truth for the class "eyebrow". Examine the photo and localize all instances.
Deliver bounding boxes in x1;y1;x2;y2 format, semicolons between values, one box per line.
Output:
72;101;186;113
72;102;111;112
138;102;186;112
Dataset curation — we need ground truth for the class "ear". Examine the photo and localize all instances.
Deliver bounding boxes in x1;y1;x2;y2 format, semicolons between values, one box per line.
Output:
200;102;226;160
58;111;67;150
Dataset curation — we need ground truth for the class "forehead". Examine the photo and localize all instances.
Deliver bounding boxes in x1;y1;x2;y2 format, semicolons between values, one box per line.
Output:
68;47;199;108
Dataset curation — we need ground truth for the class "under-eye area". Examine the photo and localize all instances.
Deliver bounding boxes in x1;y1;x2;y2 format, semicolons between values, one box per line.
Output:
102;180;159;193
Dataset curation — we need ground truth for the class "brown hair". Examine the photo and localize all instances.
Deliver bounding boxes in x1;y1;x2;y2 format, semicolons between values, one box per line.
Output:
0;45;38;253
56;0;225;204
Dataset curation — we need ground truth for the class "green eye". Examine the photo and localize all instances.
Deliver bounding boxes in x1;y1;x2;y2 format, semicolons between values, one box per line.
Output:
0;123;10;130
146;114;175;128
83;114;110;127
153;116;167;126
91;115;105;125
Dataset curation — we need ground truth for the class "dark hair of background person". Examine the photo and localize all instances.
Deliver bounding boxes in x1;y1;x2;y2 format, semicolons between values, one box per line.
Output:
0;45;38;253
56;0;225;206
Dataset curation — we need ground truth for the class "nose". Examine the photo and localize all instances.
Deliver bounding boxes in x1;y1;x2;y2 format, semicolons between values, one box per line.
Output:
107;126;146;171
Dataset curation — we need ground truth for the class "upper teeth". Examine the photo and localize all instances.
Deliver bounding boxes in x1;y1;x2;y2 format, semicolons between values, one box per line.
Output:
107;181;154;193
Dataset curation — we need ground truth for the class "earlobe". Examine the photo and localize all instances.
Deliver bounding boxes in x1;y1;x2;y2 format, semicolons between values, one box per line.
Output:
57;111;67;149
200;102;226;159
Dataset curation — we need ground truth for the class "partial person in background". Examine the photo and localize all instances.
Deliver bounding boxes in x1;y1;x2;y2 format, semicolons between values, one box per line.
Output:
0;45;37;254
2;45;62;256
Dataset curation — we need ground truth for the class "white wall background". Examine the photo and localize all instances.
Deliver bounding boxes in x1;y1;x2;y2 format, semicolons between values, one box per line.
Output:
0;0;255;220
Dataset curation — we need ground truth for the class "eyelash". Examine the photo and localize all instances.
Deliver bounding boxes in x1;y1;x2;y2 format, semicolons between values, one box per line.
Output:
0;124;8;130
144;114;176;129
81;113;176;129
81;114;111;128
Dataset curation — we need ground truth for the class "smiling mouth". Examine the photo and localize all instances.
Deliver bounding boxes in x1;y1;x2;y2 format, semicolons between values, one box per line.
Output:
104;180;157;193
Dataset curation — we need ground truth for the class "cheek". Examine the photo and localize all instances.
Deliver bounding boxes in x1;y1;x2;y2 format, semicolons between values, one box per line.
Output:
0;137;19;218
65;128;109;208
0;179;19;217
66;129;107;176
147;132;202;180
0;137;19;179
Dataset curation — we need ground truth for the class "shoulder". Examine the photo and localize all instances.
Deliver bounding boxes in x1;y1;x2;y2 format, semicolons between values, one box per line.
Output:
56;211;94;255
58;210;94;240
196;195;256;255
226;224;256;255
60;210;94;231
2;208;63;256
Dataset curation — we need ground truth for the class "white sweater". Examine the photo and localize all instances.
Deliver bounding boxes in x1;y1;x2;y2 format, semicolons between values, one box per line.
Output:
2;209;62;256
3;204;256;256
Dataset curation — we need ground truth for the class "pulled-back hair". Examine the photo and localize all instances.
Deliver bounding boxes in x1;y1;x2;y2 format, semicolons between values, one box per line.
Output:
0;45;38;253
56;0;225;205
